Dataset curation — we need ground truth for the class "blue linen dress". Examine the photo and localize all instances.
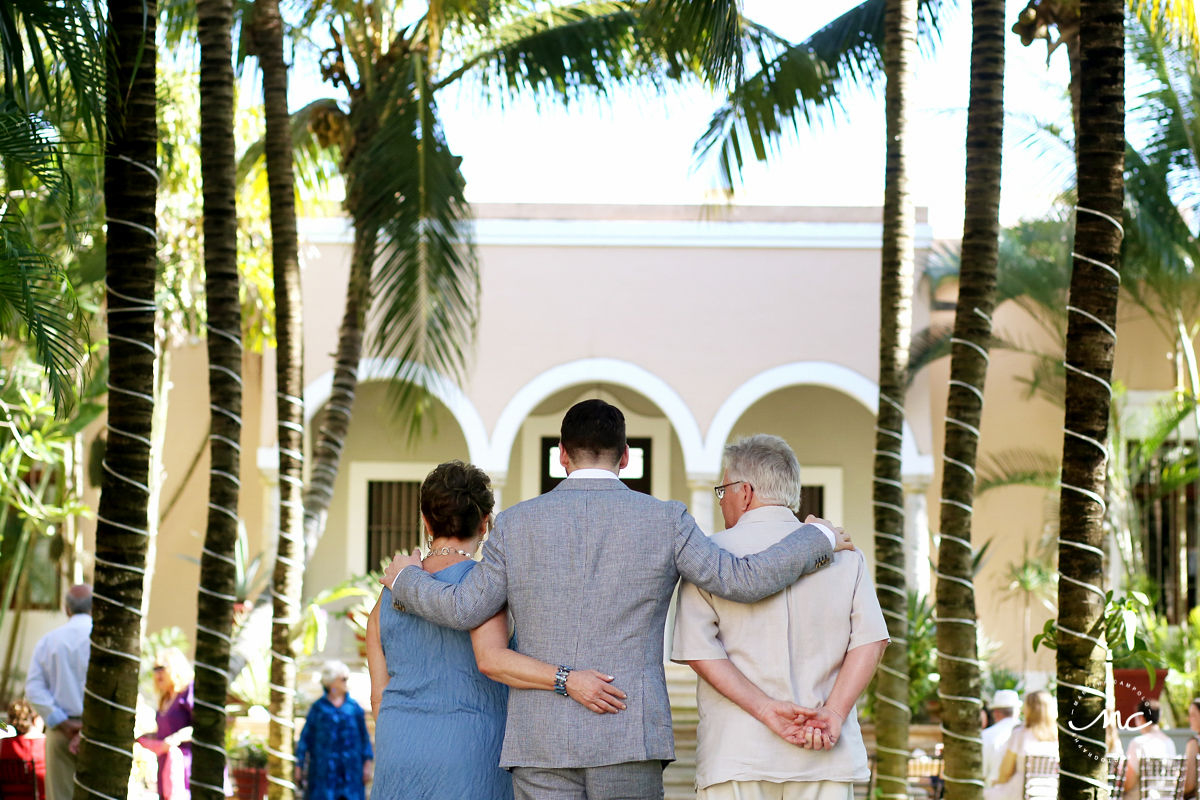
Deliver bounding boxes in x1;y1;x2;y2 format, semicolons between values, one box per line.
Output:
296;692;373;800
370;560;513;800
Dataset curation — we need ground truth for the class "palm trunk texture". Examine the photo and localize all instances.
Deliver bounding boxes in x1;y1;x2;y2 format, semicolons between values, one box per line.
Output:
251;0;305;795
934;0;1004;798
302;221;374;560
226;183;375;682
192;0;241;796
1057;0;1124;796
873;0;918;795
75;0;157;797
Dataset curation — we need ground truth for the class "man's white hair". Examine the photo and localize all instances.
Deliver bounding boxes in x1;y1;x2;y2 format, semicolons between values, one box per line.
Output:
722;434;802;510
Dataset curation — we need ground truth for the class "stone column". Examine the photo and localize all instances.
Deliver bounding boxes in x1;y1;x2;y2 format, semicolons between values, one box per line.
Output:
903;474;932;598
490;472;507;514
687;474;719;536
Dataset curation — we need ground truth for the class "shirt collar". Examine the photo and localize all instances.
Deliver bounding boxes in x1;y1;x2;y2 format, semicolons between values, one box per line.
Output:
566;468;621;480
732;505;800;527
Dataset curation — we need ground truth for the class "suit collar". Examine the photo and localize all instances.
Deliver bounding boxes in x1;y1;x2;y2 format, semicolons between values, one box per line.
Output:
550;479;631;492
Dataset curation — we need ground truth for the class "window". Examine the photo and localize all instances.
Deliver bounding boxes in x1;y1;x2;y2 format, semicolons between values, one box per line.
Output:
540;437;653;495
366;480;423;572
0;519;61;610
796;485;825;522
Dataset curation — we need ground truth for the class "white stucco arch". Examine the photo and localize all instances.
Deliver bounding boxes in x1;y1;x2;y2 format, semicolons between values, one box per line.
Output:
486;359;705;476
302;358;491;466
704;362;933;478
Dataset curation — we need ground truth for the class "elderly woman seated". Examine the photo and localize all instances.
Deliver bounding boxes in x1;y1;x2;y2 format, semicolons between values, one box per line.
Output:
1;698;47;800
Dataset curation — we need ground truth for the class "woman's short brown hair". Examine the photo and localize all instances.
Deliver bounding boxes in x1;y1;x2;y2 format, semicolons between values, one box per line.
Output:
421;461;495;542
6;698;37;735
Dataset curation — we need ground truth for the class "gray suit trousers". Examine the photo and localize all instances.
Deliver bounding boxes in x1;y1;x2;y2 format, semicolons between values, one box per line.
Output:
512;761;665;800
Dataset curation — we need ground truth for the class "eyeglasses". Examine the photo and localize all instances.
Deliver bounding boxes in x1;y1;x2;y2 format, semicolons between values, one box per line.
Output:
714;480;751;500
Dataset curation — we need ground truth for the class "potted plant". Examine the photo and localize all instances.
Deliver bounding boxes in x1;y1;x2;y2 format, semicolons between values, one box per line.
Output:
228;736;269;800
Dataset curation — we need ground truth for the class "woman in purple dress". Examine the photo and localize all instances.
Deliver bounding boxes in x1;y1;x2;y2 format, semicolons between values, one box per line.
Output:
137;648;194;799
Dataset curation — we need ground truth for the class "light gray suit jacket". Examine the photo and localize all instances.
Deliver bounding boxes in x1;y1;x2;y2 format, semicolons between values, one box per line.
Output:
391;478;834;769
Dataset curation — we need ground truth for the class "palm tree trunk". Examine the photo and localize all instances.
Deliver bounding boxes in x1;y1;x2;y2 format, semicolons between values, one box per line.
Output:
873;0;917;795
225;210;374;681
250;0;304;796
75;0;157;797
934;0;1004;797
1057;0;1125;794
302;221;374;559
227;112;377;681
192;0;241;796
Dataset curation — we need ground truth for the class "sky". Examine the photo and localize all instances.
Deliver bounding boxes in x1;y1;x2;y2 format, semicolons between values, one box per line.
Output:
285;0;1082;240
431;0;1079;239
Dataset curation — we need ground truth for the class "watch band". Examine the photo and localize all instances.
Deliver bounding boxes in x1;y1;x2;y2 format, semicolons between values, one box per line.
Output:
554;665;572;696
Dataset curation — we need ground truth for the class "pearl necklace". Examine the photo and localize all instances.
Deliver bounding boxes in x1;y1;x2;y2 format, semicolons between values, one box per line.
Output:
422;546;474;560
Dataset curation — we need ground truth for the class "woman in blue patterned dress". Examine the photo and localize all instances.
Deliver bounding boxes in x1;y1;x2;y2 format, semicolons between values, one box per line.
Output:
365;461;626;800
295;661;373;800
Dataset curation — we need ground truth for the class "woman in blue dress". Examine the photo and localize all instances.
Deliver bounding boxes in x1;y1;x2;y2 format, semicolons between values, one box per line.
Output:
365;461;626;800
294;661;373;800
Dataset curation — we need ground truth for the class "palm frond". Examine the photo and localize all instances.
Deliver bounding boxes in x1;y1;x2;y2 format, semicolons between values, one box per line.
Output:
0;212;88;413
1126;394;1198;479
1123;147;1200;321
695;0;944;190
976;449;1061;495
641;0;743;86
1012;354;1066;407
1;0;104;135
0;103;72;210
905;324;1021;386
446;2;653;102
356;54;478;426
236;98;346;192
159;0;198;49
1131;0;1200;62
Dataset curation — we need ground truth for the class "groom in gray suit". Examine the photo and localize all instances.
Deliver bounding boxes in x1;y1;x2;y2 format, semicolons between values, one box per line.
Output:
383;399;851;800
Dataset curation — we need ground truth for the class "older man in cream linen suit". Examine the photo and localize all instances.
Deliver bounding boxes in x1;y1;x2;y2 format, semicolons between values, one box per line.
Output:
383;399;852;800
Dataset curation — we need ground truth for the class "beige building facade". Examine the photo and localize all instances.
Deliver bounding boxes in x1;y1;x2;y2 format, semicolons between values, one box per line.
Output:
6;201;1189;689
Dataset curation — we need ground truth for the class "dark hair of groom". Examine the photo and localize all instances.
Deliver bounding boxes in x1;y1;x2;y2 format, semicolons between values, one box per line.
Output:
560;399;627;465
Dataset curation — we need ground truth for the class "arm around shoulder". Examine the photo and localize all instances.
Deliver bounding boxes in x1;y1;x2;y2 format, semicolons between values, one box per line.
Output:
391;529;509;629
674;508;834;604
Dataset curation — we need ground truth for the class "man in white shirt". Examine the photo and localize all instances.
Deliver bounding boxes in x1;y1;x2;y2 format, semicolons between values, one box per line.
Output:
26;584;92;800
672;434;890;800
981;690;1021;787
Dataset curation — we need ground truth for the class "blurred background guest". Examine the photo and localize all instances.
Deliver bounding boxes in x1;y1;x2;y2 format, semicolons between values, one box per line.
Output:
1;698;46;800
137;648;194;800
294;661;373;800
1124;699;1177;800
984;690;1058;800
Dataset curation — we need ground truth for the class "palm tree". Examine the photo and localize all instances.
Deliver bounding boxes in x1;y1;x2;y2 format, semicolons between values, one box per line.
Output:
873;0;918;795
191;0;242;796
0;1;100;412
1119;11;1200;619
933;0;1005;795
1011;0;1197;140
679;0;945;192
74;0;158;797
247;0;305;793
226;0;697;680
1056;0;1125;793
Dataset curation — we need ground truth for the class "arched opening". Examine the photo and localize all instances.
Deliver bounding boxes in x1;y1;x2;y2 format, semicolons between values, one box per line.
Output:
500;383;689;510
718;385;876;572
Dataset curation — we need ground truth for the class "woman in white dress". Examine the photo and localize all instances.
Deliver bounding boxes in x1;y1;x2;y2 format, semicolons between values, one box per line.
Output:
984;690;1059;800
